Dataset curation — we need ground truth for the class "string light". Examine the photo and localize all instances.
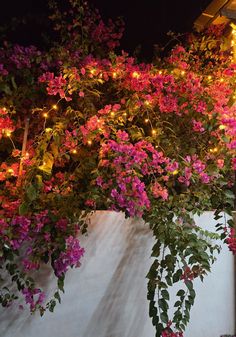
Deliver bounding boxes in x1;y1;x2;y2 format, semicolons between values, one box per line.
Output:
123;112;127;116
144;118;149;123
43;112;48;118
112;72;117;78
144;100;150;106
132;71;140;79
71;149;77;154
158;71;162;75
5;130;12;137
207;75;212;81
219;125;226;130
52;104;58;110
87;140;92;145
152;129;157;135
172;170;179;175
7;168;14;174
220;78;224;83
110;111;115;117
25;152;30;159
180;70;185;76
90;69;96;75
209;147;218;153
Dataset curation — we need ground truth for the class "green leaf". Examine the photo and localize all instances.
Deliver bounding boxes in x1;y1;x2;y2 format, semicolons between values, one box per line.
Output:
161;289;170;300
160;312;168;324
19;202;29;215
177;289;185;297
225;190;235;199
54;291;61;303
57;276;65;293
49;299;56;312
26;184;37;201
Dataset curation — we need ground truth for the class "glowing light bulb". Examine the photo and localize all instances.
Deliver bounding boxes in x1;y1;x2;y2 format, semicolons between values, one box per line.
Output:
209;147;218;153
43;112;48;118
72;149;77;154
110;112;115;117
152;129;157;135
145;100;150;106
207;75;212;80
132;71;140;79
159;71;162;75
5;130;12;137
112;72;117;78
123;112;127;116
87;140;92;145
172;170;179;175
52;104;58;110
90;69;96;75
181;70;185;76
220;78;224;82
25;152;29;158
219;125;226;130
144;118;149;123
7;168;14;174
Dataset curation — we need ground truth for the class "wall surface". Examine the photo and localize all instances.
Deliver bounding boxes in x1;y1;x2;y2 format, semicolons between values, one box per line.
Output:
0;211;234;337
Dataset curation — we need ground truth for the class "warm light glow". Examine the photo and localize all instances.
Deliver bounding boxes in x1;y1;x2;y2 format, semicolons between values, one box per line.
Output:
90;69;96;75
144;100;150;106
209;147;218;153
5;130;12;137
181;70;185;76
87;140;92;145
7;168;14;174
132;71;140;79
112;72;117;78
123;112;127;116
110;112;115;117
144;118;149;123
52;104;58;110
172;170;179;175
152;129;157;135
207;75;212;80
72;149;77;154
43;112;48;118
25;152;30;158
219;125;226;130
220;78;224;83
158;71;162;75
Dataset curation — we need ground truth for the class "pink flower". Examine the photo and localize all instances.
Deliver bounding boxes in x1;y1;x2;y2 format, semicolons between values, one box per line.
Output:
54;236;84;277
152;182;168;200
117;130;129;141
192;119;205;132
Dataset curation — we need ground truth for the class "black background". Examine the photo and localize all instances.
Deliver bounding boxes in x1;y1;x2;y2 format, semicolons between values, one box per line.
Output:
0;0;212;58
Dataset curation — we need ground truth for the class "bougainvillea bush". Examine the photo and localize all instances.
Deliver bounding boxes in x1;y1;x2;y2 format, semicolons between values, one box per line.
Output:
0;1;235;336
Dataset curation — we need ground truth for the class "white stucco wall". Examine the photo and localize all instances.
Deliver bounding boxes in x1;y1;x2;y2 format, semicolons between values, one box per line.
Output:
0;211;234;337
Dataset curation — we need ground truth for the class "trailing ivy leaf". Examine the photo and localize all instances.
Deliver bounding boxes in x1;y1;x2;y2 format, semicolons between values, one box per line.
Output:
54;291;61;303
177;289;185;297
160;312;168;324
161;289;169;300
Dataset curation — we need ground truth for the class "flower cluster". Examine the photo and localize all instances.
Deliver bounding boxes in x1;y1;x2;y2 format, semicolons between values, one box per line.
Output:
0;1;235;336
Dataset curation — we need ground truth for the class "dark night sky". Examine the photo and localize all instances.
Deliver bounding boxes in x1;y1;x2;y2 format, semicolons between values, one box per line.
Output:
0;0;213;57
